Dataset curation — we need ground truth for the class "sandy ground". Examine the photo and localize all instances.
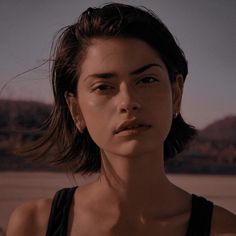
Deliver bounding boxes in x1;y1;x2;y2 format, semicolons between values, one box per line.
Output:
0;172;236;234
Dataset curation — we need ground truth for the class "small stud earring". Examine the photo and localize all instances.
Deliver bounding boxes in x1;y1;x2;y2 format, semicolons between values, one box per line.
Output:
76;121;85;133
78;126;84;133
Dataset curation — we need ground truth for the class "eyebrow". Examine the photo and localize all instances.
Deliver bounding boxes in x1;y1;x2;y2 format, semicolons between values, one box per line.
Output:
130;63;163;75
84;63;163;81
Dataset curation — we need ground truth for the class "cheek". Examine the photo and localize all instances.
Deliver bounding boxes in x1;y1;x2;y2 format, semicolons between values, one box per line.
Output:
149;93;173;140
79;96;102;126
78;93;114;144
79;94;111;121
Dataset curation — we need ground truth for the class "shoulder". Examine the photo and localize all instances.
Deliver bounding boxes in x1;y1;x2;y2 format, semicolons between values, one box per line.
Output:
6;198;52;236
211;204;236;236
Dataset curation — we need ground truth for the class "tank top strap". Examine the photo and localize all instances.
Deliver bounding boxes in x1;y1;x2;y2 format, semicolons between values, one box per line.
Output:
46;186;78;236
186;194;214;236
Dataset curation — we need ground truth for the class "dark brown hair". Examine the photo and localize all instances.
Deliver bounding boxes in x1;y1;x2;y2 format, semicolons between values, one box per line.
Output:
28;3;197;174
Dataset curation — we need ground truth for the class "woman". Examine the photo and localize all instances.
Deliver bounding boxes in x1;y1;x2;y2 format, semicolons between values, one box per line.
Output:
7;3;236;236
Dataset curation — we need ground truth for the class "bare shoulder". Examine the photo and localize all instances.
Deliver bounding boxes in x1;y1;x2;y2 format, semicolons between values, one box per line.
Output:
6;198;52;236
211;204;236;236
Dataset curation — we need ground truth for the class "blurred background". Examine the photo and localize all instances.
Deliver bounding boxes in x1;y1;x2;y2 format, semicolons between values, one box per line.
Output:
0;0;236;234
1;0;236;128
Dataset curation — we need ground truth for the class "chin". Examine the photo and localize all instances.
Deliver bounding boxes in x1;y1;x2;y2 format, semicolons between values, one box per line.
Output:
111;141;158;158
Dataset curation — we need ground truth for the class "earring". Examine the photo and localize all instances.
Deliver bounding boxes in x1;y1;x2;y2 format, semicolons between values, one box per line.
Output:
76;121;85;133
78;126;84;133
174;112;179;119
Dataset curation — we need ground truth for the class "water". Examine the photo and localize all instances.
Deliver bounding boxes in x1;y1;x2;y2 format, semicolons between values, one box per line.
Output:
0;172;236;233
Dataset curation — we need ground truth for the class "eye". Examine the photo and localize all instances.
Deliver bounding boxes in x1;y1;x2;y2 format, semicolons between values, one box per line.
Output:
93;84;113;92
138;77;159;84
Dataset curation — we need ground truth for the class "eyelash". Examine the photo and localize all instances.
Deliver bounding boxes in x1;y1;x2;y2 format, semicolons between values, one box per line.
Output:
93;77;159;92
94;85;112;91
137;77;159;84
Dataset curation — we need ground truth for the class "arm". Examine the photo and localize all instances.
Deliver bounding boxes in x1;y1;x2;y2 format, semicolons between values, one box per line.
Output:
6;199;52;236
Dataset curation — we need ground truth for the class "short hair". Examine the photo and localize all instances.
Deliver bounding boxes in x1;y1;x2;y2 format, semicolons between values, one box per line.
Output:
30;3;197;174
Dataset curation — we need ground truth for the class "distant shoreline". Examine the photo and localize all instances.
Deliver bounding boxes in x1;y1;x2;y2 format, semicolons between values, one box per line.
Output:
1;100;236;175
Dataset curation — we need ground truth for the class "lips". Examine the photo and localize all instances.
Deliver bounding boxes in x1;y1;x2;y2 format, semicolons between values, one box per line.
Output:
115;119;151;134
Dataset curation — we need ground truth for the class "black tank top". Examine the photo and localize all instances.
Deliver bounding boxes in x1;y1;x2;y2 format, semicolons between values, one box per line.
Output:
46;187;214;236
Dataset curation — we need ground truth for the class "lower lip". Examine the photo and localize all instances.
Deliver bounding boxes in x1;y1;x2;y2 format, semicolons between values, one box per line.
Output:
115;126;151;136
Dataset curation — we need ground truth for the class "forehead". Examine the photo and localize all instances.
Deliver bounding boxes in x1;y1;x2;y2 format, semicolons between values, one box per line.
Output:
79;37;166;75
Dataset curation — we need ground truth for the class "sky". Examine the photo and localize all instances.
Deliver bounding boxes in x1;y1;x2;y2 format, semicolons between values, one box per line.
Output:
0;0;235;129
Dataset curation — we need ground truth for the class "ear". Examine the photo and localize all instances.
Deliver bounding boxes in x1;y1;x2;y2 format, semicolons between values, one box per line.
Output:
64;91;86;133
172;74;184;117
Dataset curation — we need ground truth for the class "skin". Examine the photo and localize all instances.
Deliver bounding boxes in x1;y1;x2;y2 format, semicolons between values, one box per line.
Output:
6;38;236;236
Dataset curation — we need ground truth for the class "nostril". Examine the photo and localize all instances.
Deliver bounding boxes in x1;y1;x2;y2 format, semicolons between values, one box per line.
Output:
132;102;141;110
119;101;141;113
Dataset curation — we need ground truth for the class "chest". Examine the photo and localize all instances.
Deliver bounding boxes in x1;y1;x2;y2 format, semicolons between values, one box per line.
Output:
70;223;188;236
46;188;214;236
69;212;190;236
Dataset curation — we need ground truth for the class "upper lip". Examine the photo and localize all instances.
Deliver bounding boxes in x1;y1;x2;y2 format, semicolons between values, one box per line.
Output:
114;119;151;134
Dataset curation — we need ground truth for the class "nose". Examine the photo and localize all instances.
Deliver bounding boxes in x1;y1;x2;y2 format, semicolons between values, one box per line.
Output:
119;101;141;113
117;83;141;114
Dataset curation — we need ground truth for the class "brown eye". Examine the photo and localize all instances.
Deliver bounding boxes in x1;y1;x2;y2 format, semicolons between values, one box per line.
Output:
138;77;159;84
94;84;113;91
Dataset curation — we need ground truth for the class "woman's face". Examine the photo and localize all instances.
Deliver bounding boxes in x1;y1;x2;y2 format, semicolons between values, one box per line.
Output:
68;37;183;157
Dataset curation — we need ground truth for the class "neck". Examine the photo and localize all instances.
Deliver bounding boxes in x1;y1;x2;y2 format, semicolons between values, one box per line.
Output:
86;148;191;226
95;148;177;215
